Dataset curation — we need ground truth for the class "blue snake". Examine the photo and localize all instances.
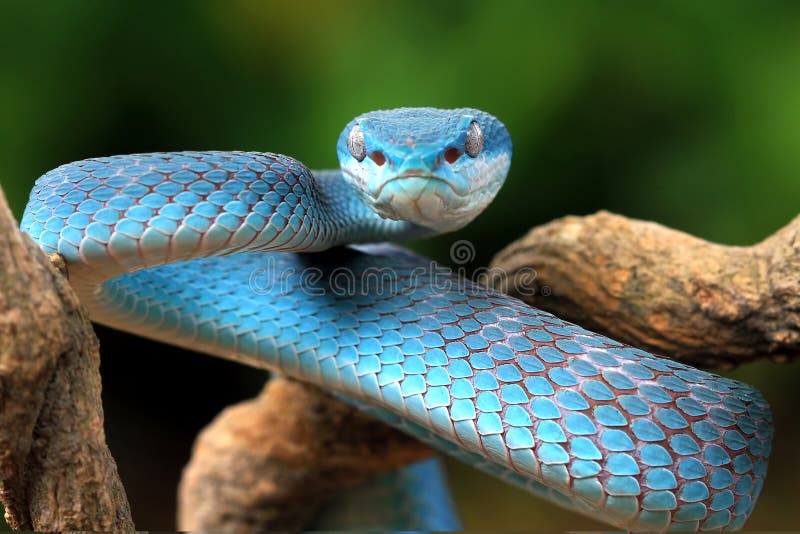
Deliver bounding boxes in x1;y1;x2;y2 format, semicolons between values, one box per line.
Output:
20;108;772;531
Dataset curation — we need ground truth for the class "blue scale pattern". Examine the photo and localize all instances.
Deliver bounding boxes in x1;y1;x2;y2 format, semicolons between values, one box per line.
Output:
19;151;774;532
84;247;772;531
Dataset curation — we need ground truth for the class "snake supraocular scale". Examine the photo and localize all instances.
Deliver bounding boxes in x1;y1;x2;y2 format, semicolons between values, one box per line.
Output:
20;108;772;531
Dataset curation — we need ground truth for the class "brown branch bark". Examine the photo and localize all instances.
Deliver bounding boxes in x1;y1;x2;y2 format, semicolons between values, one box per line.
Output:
490;210;800;368
177;377;433;532
0;188;134;531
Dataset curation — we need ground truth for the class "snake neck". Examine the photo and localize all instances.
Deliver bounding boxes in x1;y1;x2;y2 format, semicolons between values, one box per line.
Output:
314;170;437;246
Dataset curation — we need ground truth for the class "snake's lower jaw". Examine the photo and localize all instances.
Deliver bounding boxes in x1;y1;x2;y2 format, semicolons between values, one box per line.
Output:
371;177;477;232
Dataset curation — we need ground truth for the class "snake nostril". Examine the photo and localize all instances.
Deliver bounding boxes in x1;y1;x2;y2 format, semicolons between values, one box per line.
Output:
369;150;387;166
444;147;462;164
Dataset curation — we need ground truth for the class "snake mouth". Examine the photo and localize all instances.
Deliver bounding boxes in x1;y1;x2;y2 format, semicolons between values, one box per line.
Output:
373;174;459;199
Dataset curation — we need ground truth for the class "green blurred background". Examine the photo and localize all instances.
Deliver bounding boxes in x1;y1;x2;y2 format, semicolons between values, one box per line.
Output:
1;0;799;530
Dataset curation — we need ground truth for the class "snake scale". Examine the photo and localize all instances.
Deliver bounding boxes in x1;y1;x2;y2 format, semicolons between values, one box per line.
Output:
20;108;772;531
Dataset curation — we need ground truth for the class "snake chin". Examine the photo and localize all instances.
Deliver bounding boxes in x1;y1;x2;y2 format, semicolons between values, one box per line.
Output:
369;176;477;232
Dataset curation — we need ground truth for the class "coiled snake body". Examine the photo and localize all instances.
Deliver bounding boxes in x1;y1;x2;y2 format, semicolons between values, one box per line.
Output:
20;108;772;531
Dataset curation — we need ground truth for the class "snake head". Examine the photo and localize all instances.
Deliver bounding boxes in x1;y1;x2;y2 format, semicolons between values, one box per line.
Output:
336;107;512;233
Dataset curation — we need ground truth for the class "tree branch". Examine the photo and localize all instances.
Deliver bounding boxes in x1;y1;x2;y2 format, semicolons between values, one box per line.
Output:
490;210;800;367
177;377;433;532
0;188;134;531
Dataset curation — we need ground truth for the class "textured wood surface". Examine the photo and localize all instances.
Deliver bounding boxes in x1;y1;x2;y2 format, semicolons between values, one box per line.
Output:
177;377;433;531
490;211;800;368
0;188;134;531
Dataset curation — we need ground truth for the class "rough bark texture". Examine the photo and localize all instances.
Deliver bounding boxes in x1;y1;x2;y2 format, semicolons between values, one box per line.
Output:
0;188;134;531
490;210;800;368
177;377;433;532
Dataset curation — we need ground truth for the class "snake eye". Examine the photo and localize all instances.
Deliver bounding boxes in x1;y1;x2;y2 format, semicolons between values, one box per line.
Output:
347;125;367;162
465;121;484;158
